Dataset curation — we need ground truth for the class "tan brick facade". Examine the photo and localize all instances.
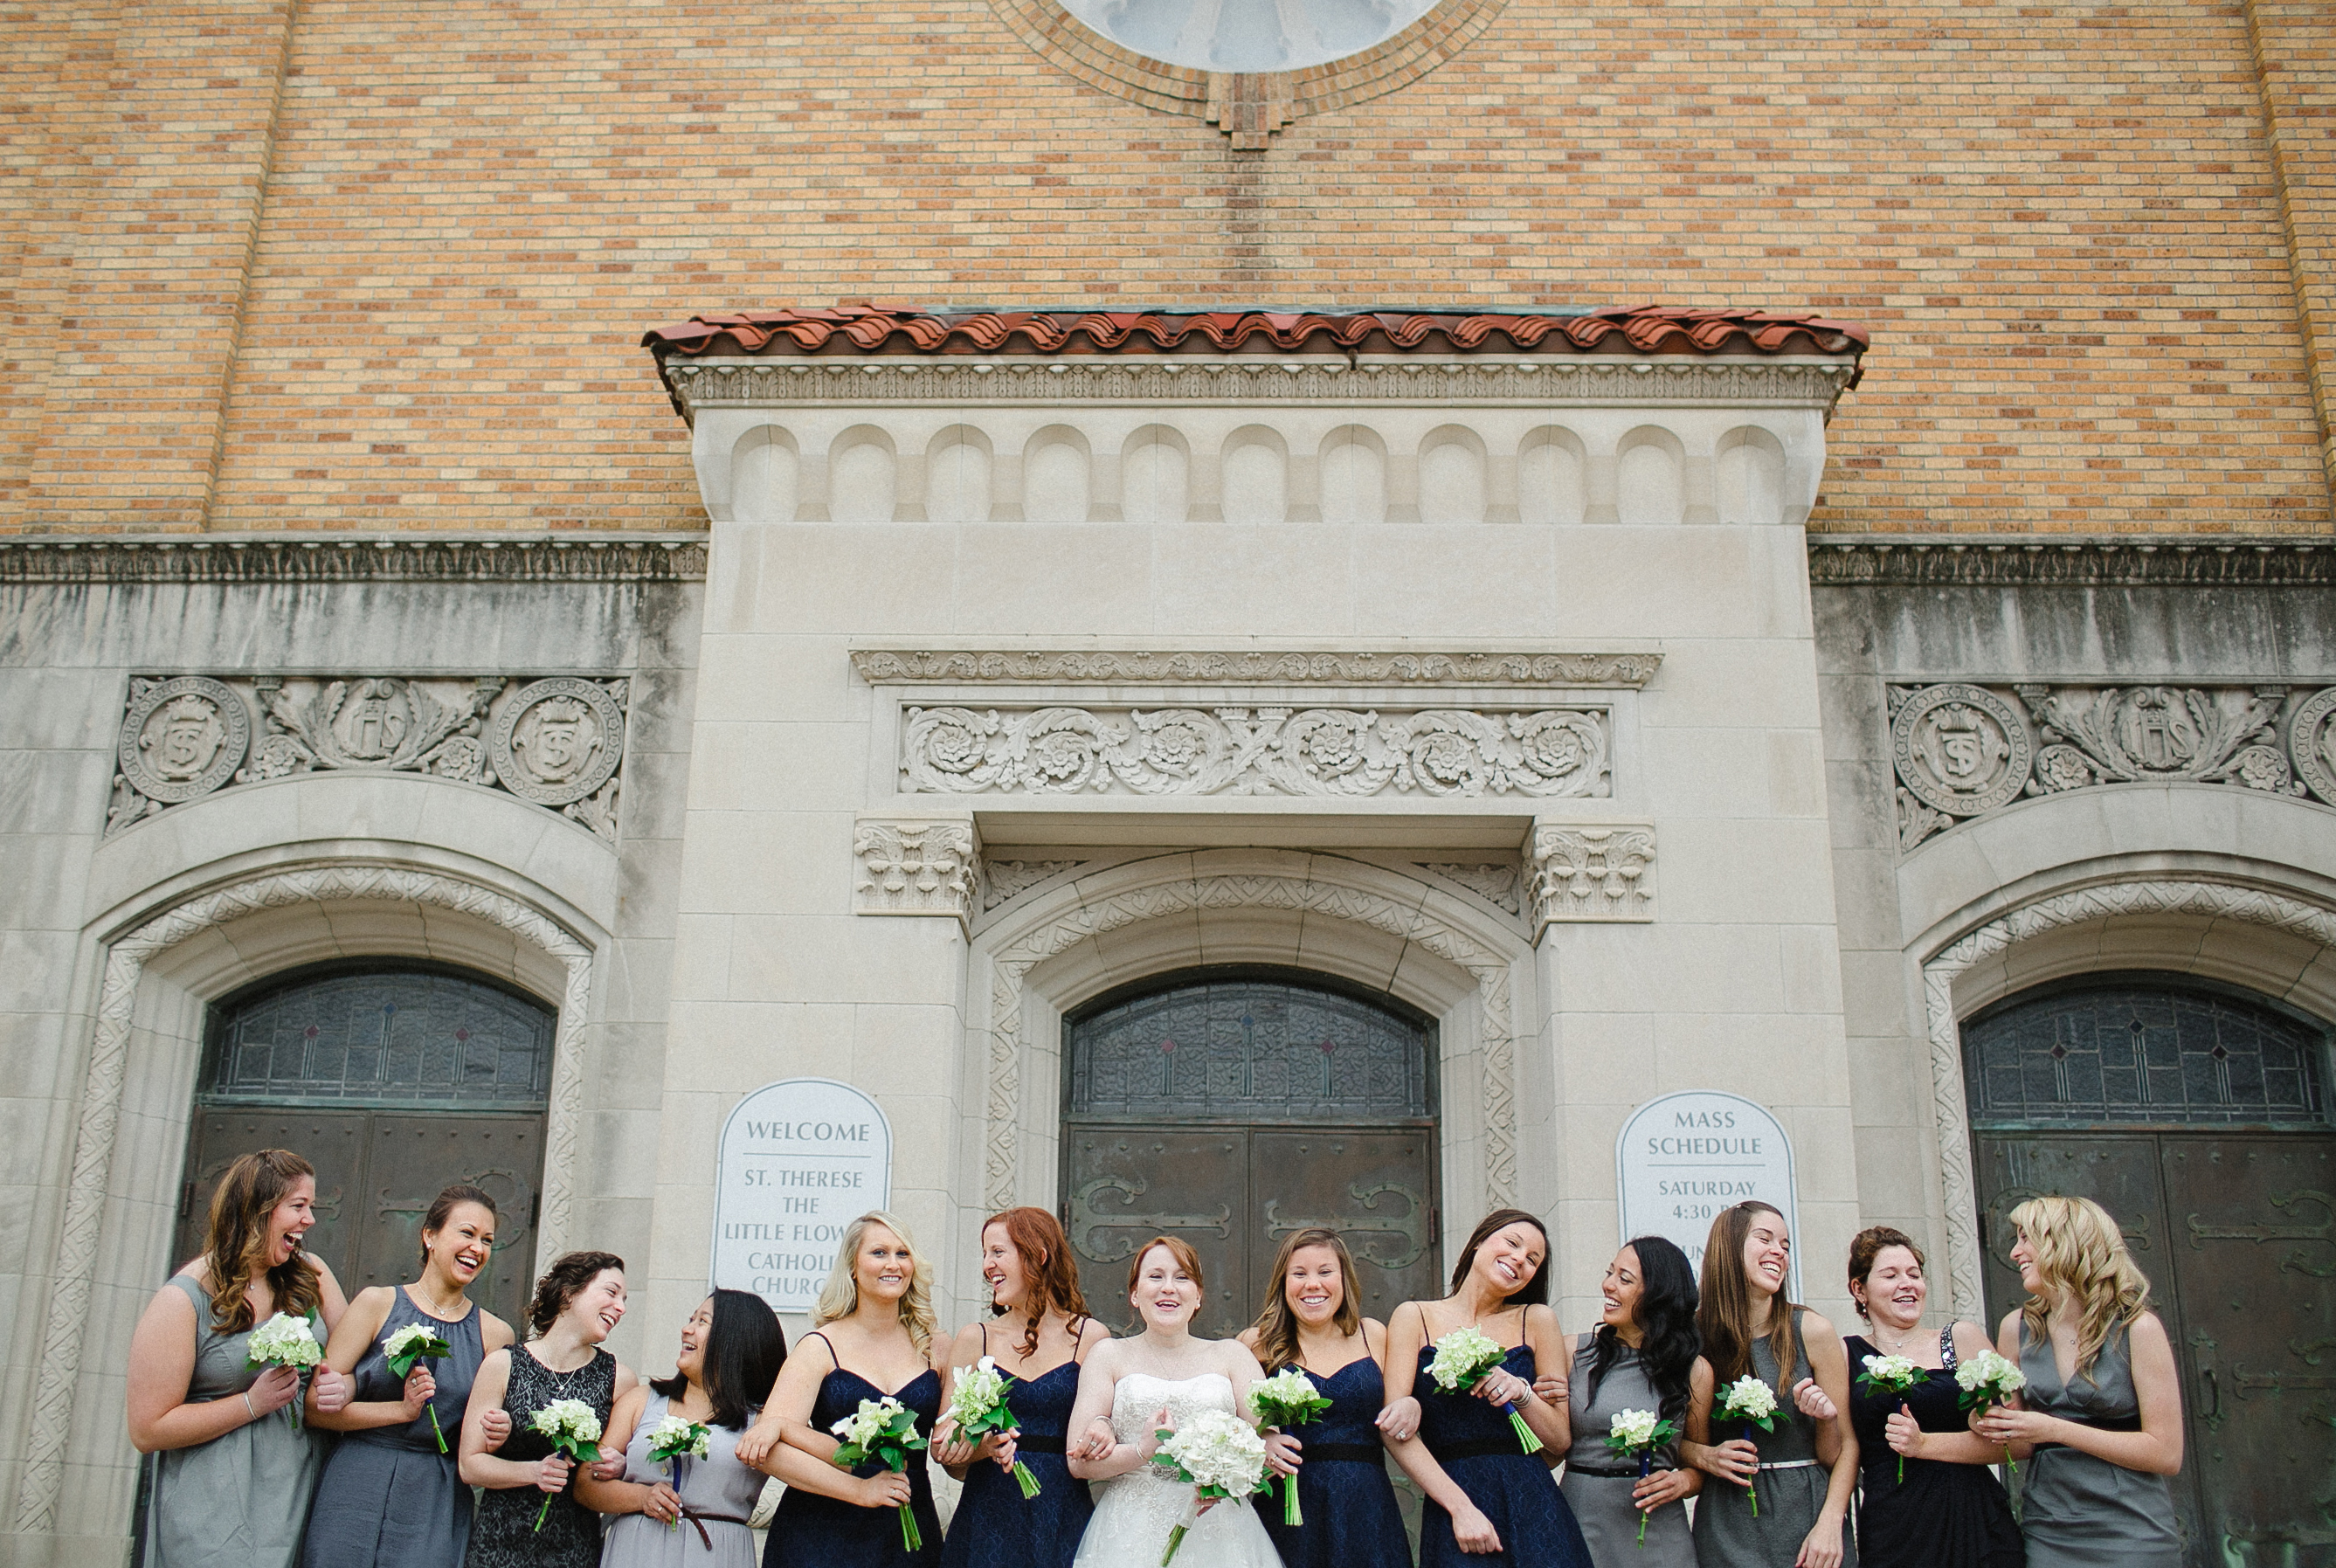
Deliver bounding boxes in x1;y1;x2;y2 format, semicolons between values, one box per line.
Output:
3;0;2332;535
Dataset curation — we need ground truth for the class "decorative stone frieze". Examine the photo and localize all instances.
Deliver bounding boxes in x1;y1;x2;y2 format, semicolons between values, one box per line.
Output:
1528;823;1656;934
1889;680;2336;851
0;534;707;584
900;705;1609;799
106;674;631;842
1811;535;2335;588
980;859;1090;912
854;649;1661;688
1413;860;1524;915
853;817;978;924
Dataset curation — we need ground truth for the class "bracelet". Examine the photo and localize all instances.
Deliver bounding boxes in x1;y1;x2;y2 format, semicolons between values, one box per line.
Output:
243;1392;257;1420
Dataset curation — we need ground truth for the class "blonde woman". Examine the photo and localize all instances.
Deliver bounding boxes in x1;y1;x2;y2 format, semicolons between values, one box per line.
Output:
1974;1197;2182;1568
737;1212;944;1565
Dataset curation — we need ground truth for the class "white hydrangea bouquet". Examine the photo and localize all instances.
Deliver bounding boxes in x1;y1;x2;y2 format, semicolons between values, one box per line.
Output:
1953;1348;2027;1485
1604;1408;1679;1545
945;1355;1040;1499
831;1394;929;1551
528;1398;605;1530
1856;1354;1927;1484
1248;1369;1332;1526
382;1323;454;1452
1151;1409;1270;1566
645;1413;712;1528
1713;1375;1780;1516
1427;1324;1543;1454
246;1313;323;1430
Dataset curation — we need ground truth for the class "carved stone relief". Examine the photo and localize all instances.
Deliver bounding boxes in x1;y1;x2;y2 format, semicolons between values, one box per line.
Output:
1413;860;1524;915
1527;823;1656;934
854;648;1662;688
981;859;1090;912
853;818;978;924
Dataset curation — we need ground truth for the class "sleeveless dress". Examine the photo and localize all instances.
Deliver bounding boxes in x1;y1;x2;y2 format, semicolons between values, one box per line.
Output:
938;1330;1095;1568
464;1344;619;1568
599;1392;766;1568
1413;1344;1592;1568
762;1341;942;1568
1844;1330;2022;1568
1691;1311;1856;1568
1249;1357;1409;1568
303;1290;490;1568
2014;1323;2179;1568
1068;1371;1281;1568
142;1274;326;1568
1558;1332;1692;1568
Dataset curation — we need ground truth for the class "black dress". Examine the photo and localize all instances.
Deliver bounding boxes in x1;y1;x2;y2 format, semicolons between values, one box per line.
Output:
463;1344;617;1568
937;1331;1094;1568
1844;1330;2022;1568
1413;1344;1592;1568
762;1335;942;1567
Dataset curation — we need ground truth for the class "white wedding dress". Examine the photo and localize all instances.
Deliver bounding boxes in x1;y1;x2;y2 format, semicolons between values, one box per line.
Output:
1068;1371;1282;1568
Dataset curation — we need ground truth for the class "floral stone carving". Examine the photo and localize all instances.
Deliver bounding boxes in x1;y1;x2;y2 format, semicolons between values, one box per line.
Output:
854;818;978;923
1528;824;1656;934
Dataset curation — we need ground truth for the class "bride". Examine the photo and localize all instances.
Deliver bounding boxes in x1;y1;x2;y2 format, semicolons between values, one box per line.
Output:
1065;1237;1290;1568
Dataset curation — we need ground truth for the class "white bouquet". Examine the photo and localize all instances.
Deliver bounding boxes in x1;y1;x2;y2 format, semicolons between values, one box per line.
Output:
528;1399;605;1530
1151;1408;1270;1565
1427;1324;1542;1454
1247;1369;1332;1525
1714;1375;1780;1514
382;1323;454;1451
829;1395;928;1551
1856;1354;1927;1484
1954;1347;2028;1484
245;1313;323;1430
946;1355;1040;1498
1603;1408;1679;1545
644;1413;711;1530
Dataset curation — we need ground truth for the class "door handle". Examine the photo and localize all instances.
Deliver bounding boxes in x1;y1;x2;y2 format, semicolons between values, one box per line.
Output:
2199;1366;2219;1423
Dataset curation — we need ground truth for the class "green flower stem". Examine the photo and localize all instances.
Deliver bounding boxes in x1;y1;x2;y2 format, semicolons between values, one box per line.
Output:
1012;1461;1042;1499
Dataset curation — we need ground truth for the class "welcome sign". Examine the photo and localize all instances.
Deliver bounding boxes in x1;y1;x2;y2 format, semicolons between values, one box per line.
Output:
710;1078;893;1312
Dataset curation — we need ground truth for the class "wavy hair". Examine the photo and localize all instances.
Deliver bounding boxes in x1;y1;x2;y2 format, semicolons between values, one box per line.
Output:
1697;1201;1800;1396
1247;1228;1362;1373
2009;1195;2153;1380
651;1288;787;1429
528;1250;625;1337
1448;1209;1551;1308
1582;1236;1698;1422
983;1206;1091;1360
201;1150;324;1334
814;1212;936;1358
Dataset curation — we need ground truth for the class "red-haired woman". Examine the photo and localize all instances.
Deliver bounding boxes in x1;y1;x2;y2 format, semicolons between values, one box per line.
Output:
128;1149;354;1568
932;1208;1112;1568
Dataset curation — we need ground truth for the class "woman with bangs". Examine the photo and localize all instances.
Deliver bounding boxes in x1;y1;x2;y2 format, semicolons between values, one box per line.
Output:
738;1211;945;1565
1973;1197;2182;1568
933;1207;1111;1568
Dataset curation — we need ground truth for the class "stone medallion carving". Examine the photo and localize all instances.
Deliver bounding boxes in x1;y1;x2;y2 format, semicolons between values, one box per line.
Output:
2286;687;2336;805
489;679;626;806
116;677;250;805
1890;684;2031;819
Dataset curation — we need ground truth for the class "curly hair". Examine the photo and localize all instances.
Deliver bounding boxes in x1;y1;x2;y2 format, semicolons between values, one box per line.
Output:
2009;1195;2152;1379
528;1250;625;1337
1581;1237;1698;1422
201;1150;324;1334
813;1212;936;1357
1846;1225;1925;1321
982;1207;1091;1360
1247;1228;1362;1374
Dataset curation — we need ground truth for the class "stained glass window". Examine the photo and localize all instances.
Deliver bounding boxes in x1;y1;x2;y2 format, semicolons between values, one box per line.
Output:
201;964;556;1109
1963;975;2331;1129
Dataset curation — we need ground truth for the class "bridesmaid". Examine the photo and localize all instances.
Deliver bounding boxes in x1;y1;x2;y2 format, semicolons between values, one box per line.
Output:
304;1185;515;1568
1973;1197;2182;1568
932;1207;1110;1568
128;1149;353;1568
1380;1209;1593;1568
582;1288;787;1568
736;1211;945;1565
460;1252;638;1568
1841;1226;2021;1568
1234;1226;1410;1568
1552;1239;1702;1567
1683;1201;1857;1568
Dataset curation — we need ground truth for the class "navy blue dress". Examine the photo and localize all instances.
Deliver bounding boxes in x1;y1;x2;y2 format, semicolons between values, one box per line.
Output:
1252;1357;1410;1568
938;1357;1094;1568
763;1359;942;1568
1413;1345;1591;1568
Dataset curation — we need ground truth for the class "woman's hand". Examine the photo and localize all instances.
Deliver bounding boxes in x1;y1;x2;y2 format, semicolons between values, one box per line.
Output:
1884;1406;1926;1460
1795;1515;1845;1568
856;1470;914;1510
246;1364;302;1418
1973;1406;2058;1447
639;1482;683;1523
734;1415;784;1468
1633;1467;1696;1513
1375;1395;1421;1442
1473;1368;1532;1407
929;1418;980;1468
1792;1378;1837;1423
534;1454;575;1495
1699;1437;1759;1486
1531;1370;1570;1409
1451;1502;1503;1554
398;1366;439;1422
1263;1431;1302;1480
310;1367;351;1415
480;1407;512;1450
988;1432;1019;1471
1073;1419;1116;1462
1135;1407;1171;1464
589;1452;626;1482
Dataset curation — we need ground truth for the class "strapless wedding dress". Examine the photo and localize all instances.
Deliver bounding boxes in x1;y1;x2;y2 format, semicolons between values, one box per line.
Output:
1068;1372;1281;1568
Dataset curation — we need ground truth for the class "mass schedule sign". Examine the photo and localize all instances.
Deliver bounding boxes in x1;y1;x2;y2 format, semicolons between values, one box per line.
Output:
710;1078;892;1313
1615;1090;1801;1302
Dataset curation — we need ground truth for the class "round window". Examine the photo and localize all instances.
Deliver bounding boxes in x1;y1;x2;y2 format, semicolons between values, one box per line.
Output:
1057;0;1439;73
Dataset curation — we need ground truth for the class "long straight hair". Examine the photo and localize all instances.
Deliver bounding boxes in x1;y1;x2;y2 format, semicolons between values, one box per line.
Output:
983;1206;1091;1360
1697;1201;1801;1395
813;1211;937;1357
201;1150;324;1333
1448;1209;1551;1308
1583;1236;1698;1421
1247;1228;1363;1373
651;1288;787;1429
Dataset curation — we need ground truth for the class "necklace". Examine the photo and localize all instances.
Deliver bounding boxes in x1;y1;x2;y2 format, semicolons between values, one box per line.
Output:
1869;1321;1920;1356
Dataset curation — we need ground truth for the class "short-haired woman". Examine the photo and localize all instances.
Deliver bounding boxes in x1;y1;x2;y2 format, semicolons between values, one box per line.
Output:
1973;1197;2182;1568
1556;1237;1704;1567
128;1149;354;1568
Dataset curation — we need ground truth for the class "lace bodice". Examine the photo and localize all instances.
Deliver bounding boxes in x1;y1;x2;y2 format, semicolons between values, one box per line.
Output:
1110;1372;1239;1476
1073;1372;1279;1568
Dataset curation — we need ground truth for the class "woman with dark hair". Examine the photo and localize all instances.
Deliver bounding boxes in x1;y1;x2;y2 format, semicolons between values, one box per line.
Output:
128;1149;354;1568
1379;1209;1593;1568
303;1185;516;1568
1234;1227;1409;1568
933;1207;1110;1568
1684;1202;1857;1568
460;1251;637;1568
584;1288;787;1568
1552;1239;1704;1567
1841;1226;2021;1568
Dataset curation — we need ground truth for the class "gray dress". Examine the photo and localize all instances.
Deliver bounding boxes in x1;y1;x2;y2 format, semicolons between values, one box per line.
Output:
1691;1311;1856;1568
143;1274;327;1568
302;1289;490;1568
598;1393;764;1568
2014;1322;2179;1568
1559;1332;1694;1568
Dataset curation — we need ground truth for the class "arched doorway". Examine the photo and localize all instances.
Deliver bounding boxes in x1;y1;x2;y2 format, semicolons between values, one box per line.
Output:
1061;965;1441;1336
170;961;556;1330
1963;972;2336;1567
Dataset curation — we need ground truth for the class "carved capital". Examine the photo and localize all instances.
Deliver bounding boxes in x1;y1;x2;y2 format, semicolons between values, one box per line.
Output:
854;816;978;926
1528;822;1656;936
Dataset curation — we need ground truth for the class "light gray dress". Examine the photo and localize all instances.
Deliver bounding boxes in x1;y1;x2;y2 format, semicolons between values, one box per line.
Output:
1559;1332;1694;1568
2015;1323;2179;1568
1690;1311;1856;1568
598;1394;764;1568
143;1274;326;1568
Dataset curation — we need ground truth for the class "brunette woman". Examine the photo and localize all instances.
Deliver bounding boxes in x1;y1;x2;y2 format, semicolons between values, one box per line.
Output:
1380;1209;1592;1568
1973;1197;2182;1568
584;1288;787;1568
128;1149;353;1568
1841;1226;2020;1568
1684;1201;1857;1568
304;1185;515;1568
460;1252;638;1568
932;1207;1111;1568
1235;1227;1410;1568
736;1211;945;1565
1555;1239;1703;1568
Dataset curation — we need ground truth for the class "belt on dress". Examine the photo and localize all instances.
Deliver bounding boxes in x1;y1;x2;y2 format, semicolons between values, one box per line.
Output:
1013;1435;1066;1455
1757;1459;1821;1471
1566;1462;1669;1479
677;1509;751;1551
1429;1438;1534;1462
2034;1413;2141;1453
1301;1444;1388;1465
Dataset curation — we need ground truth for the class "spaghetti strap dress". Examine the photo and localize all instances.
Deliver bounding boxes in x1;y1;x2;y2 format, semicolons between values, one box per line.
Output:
598;1392;766;1568
939;1325;1095;1568
1251;1355;1410;1568
1413;1344;1591;1568
762;1335;941;1567
1691;1311;1856;1568
464;1344;619;1568
2013;1323;2179;1568
1844;1329;2021;1568
1558;1332;1692;1568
